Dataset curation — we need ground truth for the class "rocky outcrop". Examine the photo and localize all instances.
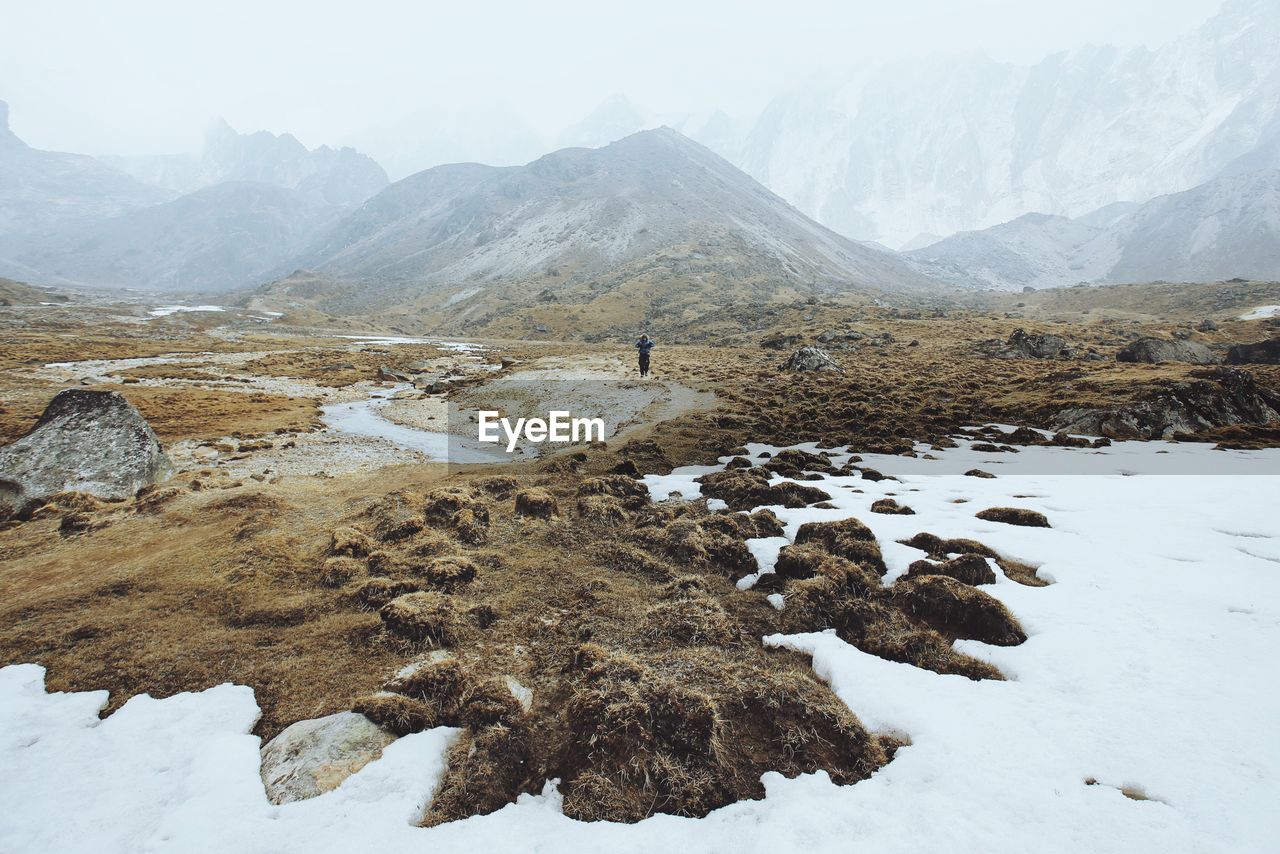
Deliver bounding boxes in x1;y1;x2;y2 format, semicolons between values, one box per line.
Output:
1226;337;1280;365
1053;368;1280;439
782;346;842;372
0;389;172;510
760;333;803;350
1116;337;1219;365
1003;329;1074;360
259;712;396;804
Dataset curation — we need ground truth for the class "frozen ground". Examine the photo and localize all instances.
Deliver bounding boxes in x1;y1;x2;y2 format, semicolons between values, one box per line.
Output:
147;304;226;317
3;435;1279;852
1237;304;1279;320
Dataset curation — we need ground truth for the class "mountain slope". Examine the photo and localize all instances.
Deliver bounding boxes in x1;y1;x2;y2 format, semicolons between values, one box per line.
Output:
1107;168;1280;284
907;169;1280;289
294;127;937;312
2;182;341;292
0;100;171;234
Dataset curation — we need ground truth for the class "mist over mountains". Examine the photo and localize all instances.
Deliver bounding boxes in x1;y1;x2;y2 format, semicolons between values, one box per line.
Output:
0;0;1277;297
104;120;388;207
585;0;1280;250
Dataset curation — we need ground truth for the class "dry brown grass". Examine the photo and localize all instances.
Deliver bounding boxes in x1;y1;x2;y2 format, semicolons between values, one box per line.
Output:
5;297;1277;824
0;384;319;445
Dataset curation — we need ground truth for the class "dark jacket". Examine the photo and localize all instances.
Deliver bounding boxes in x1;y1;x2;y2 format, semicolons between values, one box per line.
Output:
635;338;654;354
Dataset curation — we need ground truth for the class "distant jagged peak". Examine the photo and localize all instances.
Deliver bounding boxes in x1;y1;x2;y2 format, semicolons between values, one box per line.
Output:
204;118;308;157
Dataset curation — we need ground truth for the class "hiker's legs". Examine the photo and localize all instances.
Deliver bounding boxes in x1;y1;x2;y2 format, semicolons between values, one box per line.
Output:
639;353;650;376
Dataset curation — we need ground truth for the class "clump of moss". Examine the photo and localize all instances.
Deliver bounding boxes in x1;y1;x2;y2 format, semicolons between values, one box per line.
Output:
976;507;1051;527
379;592;463;646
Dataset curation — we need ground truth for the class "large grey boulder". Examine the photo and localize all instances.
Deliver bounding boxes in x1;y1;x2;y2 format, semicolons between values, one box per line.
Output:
782;346;842;372
0;389;172;509
1116;337;1219;364
260;711;396;804
1226;337;1280;365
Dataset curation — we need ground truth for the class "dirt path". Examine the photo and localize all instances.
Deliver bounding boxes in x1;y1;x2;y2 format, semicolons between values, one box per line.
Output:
434;352;717;452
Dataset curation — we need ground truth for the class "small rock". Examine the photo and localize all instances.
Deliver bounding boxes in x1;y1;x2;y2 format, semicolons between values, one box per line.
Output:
259;712;395;804
782;346;842;372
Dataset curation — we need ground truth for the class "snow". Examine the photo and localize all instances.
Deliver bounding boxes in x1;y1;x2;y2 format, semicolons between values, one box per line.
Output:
147;304;225;317
339;335;486;352
1238;304;1279;320
0;665;457;854
3;432;1279;852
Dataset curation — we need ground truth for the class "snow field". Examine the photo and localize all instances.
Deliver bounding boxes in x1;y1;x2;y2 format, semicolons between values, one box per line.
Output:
2;431;1279;852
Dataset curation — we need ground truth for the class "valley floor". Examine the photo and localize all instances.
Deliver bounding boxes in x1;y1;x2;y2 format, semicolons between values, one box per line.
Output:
3;437;1278;853
1;294;1279;852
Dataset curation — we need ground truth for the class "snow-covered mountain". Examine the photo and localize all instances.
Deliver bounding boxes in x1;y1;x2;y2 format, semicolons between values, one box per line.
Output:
105;120;388;206
907;168;1280;289
0;100;172;235
295;127;937;303
698;0;1280;247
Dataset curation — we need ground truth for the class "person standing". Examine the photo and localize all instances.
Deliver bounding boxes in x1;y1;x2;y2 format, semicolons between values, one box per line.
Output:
635;334;654;377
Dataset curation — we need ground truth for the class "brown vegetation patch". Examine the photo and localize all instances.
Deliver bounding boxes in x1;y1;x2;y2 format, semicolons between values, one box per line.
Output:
793;517;887;575
893;575;1027;646
514;488;559;518
904;554;997;586
899;531;1048;587
379;592;464;647
696;468;833;510
870;497;915;515
976;507;1052;528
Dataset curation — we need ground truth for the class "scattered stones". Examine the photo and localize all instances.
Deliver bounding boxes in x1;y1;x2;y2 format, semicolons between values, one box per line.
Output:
965;469;996;478
259;712;395;804
378;366;413;382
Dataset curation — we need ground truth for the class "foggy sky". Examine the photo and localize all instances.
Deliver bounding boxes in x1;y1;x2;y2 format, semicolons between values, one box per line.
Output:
1;0;1227;158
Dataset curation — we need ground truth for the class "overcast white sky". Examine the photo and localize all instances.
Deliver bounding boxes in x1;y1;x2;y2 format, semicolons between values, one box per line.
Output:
1;0;1227;156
